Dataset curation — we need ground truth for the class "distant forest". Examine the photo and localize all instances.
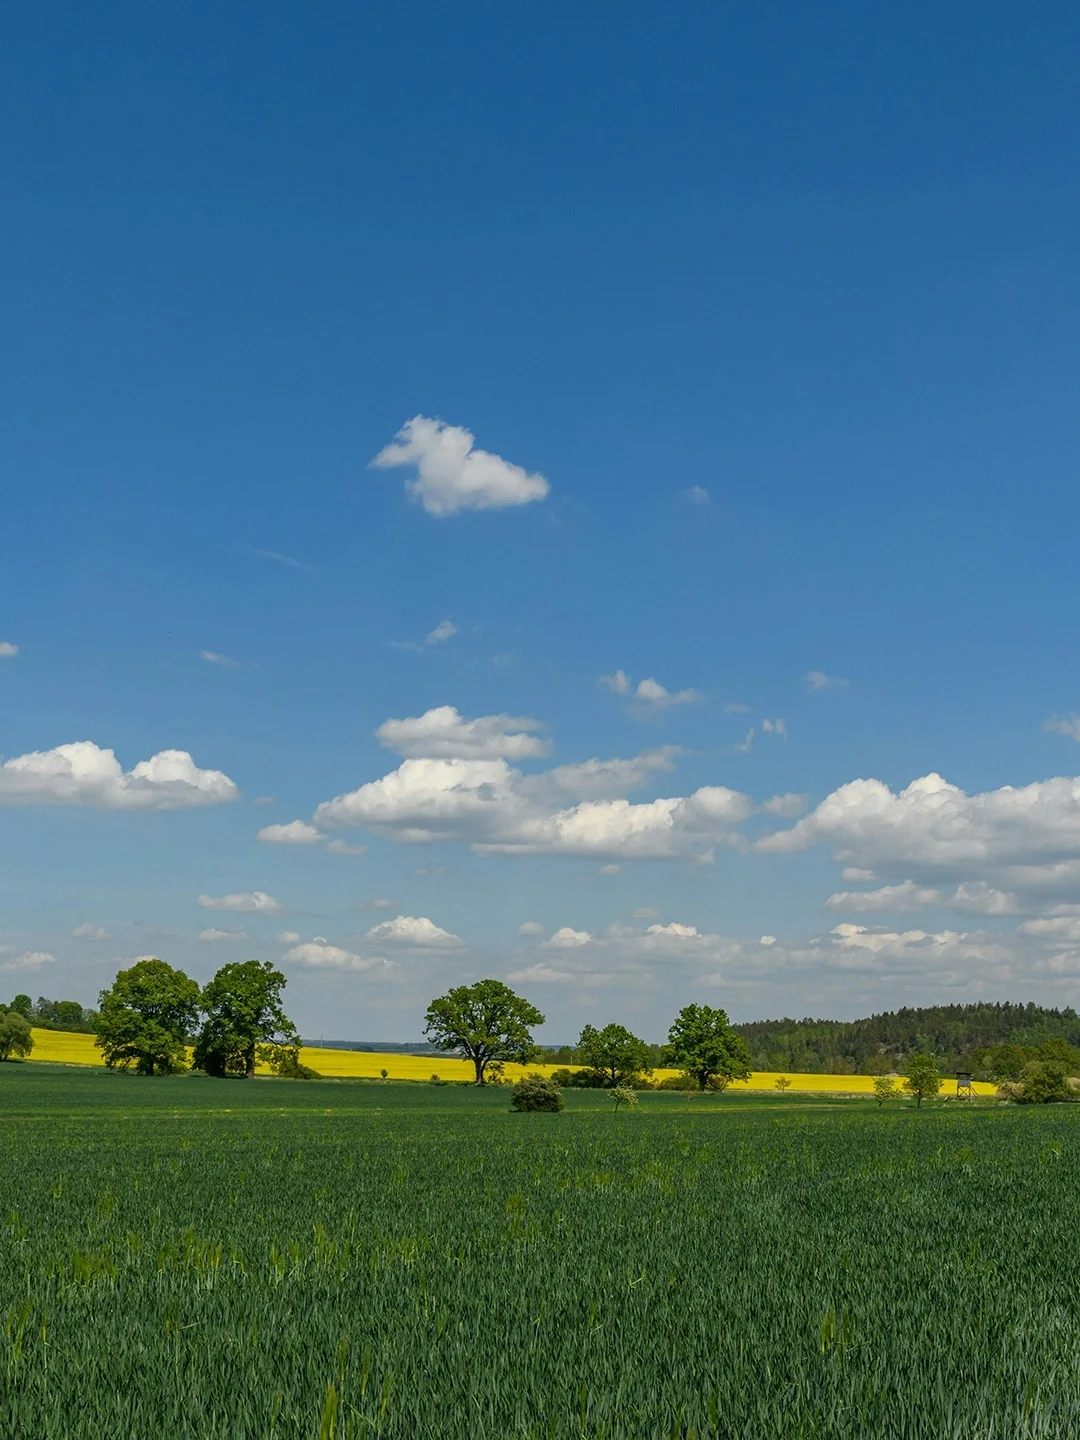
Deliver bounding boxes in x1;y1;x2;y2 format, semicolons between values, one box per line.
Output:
732;1003;1080;1076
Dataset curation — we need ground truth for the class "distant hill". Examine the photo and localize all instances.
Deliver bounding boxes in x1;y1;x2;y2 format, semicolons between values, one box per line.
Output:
733;1002;1080;1075
301;1040;443;1055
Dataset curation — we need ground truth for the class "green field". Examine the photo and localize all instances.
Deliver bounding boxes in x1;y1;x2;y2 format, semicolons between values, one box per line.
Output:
2;1065;1078;1438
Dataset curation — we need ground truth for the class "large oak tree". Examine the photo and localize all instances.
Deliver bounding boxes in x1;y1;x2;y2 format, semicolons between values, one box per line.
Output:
424;979;544;1085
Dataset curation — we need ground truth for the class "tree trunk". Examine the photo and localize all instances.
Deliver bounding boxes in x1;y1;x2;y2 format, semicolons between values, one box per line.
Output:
473;1056;485;1085
245;1044;256;1079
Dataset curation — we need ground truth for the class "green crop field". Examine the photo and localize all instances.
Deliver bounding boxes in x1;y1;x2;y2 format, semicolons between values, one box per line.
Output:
2;1065;1079;1439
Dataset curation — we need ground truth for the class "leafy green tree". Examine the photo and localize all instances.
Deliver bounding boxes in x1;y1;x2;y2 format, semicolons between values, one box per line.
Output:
95;959;201;1075
424;979;544;1085
195;961;297;1078
510;1074;564;1112
663;1003;752;1091
775;1075;791;1092
1016;1059;1075;1104
1037;1039;1080;1073
9;994;32;1020
575;1022;651;1088
873;1075;896;1106
610;1085;638;1112
904;1053;941;1107
0;1008;33;1060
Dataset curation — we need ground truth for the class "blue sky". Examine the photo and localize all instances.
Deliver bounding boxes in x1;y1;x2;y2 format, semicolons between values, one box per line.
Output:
4;1;1080;1040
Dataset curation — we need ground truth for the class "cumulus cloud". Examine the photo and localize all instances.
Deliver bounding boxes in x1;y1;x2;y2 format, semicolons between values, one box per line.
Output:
198;927;248;943
757;770;1080;901
825;880;943;914
283;940;390;973
505;963;578;984
761;718;787;739
376;706;550;761
72;923;109;941
599;670;632;696
805;671;848;692
632;677;700;712
760;793;807;818
425;619;457;645
543;927;593;948
201;650;240;668
198;891;284;914
0;742;238;811
371;416;549;516
363;914;464;948
518;921;544;935
257;820;323;845
0;950;55;973
1045;716;1080;742
0;642;18;658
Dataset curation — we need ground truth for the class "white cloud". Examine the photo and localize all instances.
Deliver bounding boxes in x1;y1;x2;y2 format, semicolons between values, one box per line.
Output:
0;950;55;973
757;770;1080;900
363;914;464;949
805;671;848;692
1045;716;1080;741
598;864;621;876
72;923;109;941
841;867;877;883
760;793;807;817
950;882;1020;916
198;891;284;914
685;485;709;505
599;670;632;696
762;718;787;738
646;921;700;938
201;650;240;668
198;927;248;943
283;940;388;972
1018;914;1080;944
632;677;700;712
257;820;323;845
825;880;943;914
425;619;457;645
759;935;776;946
278;931;302;943
239;544;309;570
371;416;549;516
730;727;755;755
505;963;577;984
543;927;593;948
325;839;368;855
376;706;550;761
0;642;18;658
518;921;544;935
0;742;238;811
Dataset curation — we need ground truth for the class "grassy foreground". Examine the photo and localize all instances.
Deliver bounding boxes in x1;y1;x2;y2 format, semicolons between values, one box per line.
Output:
23;1028;997;1093
0;1064;1076;1438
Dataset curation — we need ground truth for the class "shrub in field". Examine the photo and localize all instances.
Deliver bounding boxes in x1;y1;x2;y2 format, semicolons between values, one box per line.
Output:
873;1075;897;1106
424;979;544;1085
0;1007;33;1060
1014;1060;1075;1104
656;1073;698;1091
609;1085;638;1111
510;1074;564;1111
903;1054;942;1107
775;1076;791;1091
195;961;298;1079
264;1046;320;1079
95;959;200;1075
663;1004;752;1090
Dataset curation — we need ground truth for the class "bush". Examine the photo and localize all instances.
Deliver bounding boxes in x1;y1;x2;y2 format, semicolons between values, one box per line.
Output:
657;1073;697;1091
510;1074;564;1112
1014;1060;1076;1104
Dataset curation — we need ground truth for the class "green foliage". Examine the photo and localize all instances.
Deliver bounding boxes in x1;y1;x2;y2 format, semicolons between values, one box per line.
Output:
1014;1060;1076;1104
609;1085;638;1111
194;961;297;1078
9;994;32;1019
0;1008;33;1060
656;1073;698;1091
95;959;201;1075
424;979;544;1085
663;1003;752;1090
775;1075;791;1091
509;1073;564;1112
904;1054;942;1107
575;1023;651;1088
5;995;97;1033
4;1067;1080;1435
873;1075;897;1106
262;1044;320;1080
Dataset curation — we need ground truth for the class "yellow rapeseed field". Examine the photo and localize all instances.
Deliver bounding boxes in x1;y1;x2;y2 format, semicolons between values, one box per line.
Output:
24;1029;997;1094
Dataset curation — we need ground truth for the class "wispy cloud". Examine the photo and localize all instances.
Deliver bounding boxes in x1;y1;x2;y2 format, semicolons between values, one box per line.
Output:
201;650;241;669
239;544;310;570
426;619;458;645
0;642;19;658
805;670;849;692
1045;715;1080;741
684;485;709;505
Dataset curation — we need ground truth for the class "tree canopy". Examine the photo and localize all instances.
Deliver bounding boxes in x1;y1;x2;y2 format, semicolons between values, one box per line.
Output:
663;1003;752;1091
903;1053;941;1107
424;979;544;1085
576;1022;651;1087
95;959;201;1075
0;1007;33;1061
194;961;297;1078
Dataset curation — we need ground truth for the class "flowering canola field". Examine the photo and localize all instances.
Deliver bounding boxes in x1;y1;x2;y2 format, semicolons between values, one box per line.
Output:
25;1028;996;1092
